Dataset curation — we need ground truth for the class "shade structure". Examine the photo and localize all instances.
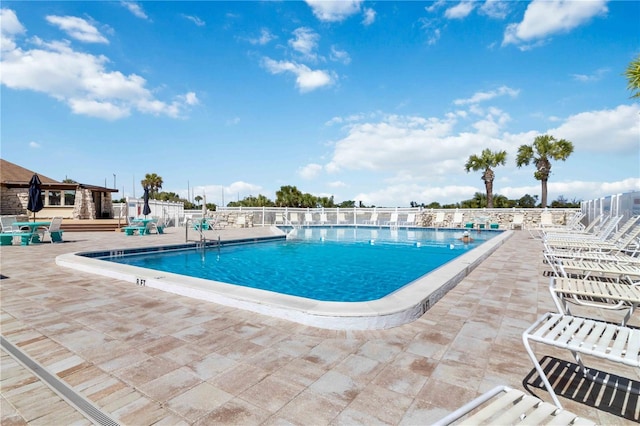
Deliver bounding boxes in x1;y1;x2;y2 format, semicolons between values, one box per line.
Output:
142;186;152;218
27;174;44;221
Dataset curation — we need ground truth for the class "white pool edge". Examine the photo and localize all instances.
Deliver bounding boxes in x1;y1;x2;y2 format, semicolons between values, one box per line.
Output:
56;230;513;330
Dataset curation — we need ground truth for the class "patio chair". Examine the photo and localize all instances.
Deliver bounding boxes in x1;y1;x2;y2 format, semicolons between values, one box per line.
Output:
384;212;398;227
0;215;27;245
549;276;639;326
337;212;349;224
275;212;285;225
364;212;378;225
451;212;463;228
319;213;328;225
511;213;524;230
433;211;445;227
304;213;314;226
148;217;165;234
236;215;247;228
544;224;640;255
40;217;64;243
522;312;640;409
433;385;596;426
400;213;416;227
289;212;299;225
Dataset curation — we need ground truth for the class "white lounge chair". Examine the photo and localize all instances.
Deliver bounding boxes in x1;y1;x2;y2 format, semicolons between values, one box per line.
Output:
319;213;328;225
364;213;378;226
451;212;463;228
549;276;640;326
236;215;247;228
289;212;299;225
511;213;525;230
400;213;416;227
304;213;314;226
337;212;348;224
385;212;398;227
433;385;596;426
433;212;445;227
275;212;285;225
522;312;640;409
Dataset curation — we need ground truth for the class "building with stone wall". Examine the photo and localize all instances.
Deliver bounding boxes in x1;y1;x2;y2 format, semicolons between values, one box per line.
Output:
0;159;117;220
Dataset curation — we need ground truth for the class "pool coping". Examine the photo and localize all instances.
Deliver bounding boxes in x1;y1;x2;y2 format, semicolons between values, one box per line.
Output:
56;228;513;330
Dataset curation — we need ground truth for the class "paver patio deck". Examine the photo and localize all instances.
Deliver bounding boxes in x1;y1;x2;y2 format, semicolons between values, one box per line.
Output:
1;227;638;425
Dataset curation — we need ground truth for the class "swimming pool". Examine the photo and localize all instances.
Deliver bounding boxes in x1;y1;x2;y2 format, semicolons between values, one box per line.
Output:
104;227;490;302
57;227;512;329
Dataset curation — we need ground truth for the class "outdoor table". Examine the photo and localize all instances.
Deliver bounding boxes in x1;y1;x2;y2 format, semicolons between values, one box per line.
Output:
12;221;51;244
130;218;155;235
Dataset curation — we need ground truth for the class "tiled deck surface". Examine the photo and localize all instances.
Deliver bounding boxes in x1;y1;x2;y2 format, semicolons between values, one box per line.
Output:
1;227;638;425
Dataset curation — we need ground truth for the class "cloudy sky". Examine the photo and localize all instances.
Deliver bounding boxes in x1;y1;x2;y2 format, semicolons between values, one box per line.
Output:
1;0;638;206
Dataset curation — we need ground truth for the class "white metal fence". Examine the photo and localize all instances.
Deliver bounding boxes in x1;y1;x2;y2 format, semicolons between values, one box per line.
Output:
113;198;185;227
113;203;582;229
581;190;640;225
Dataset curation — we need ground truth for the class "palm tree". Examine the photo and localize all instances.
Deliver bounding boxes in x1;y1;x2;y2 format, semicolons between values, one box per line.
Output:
141;173;163;198
194;195;202;207
624;54;640;98
464;148;507;208
516;135;574;208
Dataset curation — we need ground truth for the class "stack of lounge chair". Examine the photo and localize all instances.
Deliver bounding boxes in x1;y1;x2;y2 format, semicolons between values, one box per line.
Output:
436;212;640;424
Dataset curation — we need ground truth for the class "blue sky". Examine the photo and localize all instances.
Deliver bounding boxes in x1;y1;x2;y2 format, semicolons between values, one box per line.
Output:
1;0;639;207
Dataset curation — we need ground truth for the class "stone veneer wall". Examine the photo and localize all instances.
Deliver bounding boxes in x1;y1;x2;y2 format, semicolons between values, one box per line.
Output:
0;188;27;215
72;188;95;219
415;209;579;229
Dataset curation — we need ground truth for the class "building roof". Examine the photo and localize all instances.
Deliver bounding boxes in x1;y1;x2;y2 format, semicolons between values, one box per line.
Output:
0;159;60;184
0;159;117;192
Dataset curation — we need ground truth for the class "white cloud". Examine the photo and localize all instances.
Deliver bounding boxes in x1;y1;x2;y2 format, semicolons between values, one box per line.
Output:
226;117;240;126
320;100;638;206
46;15;108;44
571;67;609;82
226;181;263;198
29;141;41;149
305;0;363;22
248;28;275;45
0;8;25;36
289;27;319;60
0;10;197;120
479;0;510;19
121;1;148;20
445;2;475;19
362;8;376;26
182;14;205;27
547;104;640;154
328;181;346;188
261;57;334;93
330;46;351;64
298;163;323;179
418;18;442;45
454;85;519;105
503;0;608;48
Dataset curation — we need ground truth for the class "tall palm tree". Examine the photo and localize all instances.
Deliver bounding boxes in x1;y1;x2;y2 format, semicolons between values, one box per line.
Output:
141;173;163;198
624;54;640;98
464;148;507;208
516;135;574;208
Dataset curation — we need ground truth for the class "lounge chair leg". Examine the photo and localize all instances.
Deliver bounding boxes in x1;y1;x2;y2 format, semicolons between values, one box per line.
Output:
522;325;563;408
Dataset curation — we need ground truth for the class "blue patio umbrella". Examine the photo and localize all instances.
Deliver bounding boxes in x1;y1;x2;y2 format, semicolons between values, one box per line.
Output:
142;186;152;218
27;174;44;222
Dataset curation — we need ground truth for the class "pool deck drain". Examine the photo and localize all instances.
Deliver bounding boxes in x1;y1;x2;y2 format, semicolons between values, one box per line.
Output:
1;227;638;425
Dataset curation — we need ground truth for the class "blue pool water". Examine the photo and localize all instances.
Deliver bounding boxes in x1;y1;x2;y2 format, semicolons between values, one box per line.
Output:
104;227;498;302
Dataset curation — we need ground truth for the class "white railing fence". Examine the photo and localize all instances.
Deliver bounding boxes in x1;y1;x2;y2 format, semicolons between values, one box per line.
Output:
112;203;583;229
581;190;640;225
